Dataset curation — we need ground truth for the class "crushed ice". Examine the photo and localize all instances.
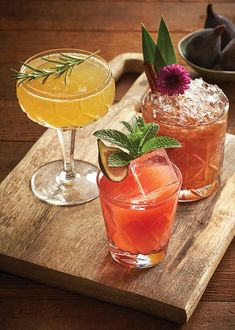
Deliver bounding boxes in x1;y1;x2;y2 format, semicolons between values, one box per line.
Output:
147;78;229;126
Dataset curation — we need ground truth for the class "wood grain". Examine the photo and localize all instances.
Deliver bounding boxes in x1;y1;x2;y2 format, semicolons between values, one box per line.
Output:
1;1;235;328
1;288;234;330
0;55;234;324
1;2;234;32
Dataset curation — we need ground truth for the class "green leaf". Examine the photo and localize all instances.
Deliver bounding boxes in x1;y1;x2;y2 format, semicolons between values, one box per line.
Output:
93;129;136;154
128;117;146;148
154;44;167;72
139;122;159;149
94;116;181;167
141;136;181;154
157;17;177;65
155;136;181;148
133;116;145;131
108;151;132;167
142;24;156;65
140;138;159;154
128;132;142;150
142;24;166;72
121;121;134;133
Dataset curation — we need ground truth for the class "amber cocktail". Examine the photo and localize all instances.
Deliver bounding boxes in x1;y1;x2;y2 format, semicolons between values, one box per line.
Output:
142;79;229;201
16;49;115;206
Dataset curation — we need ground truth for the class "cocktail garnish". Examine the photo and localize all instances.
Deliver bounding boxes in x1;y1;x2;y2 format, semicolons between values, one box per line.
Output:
142;17;191;95
11;50;100;86
97;140;128;182
156;64;191;96
94;116;180;181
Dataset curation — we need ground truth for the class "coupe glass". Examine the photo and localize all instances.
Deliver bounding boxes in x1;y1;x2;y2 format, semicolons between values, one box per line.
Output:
16;49;115;206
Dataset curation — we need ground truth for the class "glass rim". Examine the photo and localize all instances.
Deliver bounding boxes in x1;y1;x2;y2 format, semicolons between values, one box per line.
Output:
97;162;182;207
141;90;229;128
18;48;113;101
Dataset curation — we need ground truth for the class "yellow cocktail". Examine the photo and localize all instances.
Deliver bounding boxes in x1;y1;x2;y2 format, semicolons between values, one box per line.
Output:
17;51;115;128
16;49;115;205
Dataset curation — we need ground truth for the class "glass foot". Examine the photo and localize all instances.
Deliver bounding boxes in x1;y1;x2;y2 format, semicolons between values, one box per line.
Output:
31;160;99;206
109;243;166;269
179;178;220;202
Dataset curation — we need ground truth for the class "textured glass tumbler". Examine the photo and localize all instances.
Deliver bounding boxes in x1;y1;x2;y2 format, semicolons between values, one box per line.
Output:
142;91;229;202
97;159;182;269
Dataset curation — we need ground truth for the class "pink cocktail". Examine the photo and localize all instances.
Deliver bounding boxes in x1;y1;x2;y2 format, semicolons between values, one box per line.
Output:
97;149;182;268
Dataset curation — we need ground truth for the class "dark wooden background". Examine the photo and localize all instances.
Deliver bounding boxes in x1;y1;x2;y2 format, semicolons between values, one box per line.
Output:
0;1;234;329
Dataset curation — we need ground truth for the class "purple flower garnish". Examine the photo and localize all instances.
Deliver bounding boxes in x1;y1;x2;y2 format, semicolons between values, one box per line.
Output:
156;64;191;96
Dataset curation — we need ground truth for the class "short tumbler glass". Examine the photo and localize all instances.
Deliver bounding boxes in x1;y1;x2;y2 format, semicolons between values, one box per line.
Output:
97;152;182;269
142;81;229;202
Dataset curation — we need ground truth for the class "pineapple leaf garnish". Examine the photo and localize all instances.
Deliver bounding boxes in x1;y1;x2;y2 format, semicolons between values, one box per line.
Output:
11;50;100;86
93;116;181;167
142;17;177;73
157;17;177;65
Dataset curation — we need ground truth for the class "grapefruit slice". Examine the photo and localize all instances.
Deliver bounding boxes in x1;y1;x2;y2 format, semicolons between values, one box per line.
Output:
97;140;128;182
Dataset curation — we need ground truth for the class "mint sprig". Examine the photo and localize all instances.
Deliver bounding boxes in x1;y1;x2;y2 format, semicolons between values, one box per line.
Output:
93;129;137;157
108;151;132;167
93;116;181;167
141;136;180;154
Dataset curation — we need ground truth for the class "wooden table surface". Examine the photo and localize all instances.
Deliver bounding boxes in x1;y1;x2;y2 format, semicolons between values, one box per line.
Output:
0;1;234;329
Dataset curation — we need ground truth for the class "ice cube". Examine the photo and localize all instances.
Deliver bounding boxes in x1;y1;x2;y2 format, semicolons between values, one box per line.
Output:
146;78;229;126
99;149;179;205
129;149;179;203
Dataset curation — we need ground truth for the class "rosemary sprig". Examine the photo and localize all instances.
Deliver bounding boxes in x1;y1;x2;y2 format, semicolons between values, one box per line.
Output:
11;50;100;86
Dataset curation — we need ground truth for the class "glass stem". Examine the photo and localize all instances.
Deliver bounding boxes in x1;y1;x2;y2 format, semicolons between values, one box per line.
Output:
57;129;76;181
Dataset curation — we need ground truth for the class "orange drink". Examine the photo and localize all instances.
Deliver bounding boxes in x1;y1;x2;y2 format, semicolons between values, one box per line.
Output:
97;149;182;268
142;79;229;201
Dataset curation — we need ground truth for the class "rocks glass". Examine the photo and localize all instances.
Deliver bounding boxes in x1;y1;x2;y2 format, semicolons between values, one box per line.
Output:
142;79;229;201
97;149;182;269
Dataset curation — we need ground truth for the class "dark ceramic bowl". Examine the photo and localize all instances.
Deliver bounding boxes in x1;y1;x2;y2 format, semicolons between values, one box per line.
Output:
178;30;235;82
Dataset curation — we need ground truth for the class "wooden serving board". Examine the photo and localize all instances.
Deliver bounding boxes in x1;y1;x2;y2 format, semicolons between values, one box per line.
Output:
0;53;234;324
